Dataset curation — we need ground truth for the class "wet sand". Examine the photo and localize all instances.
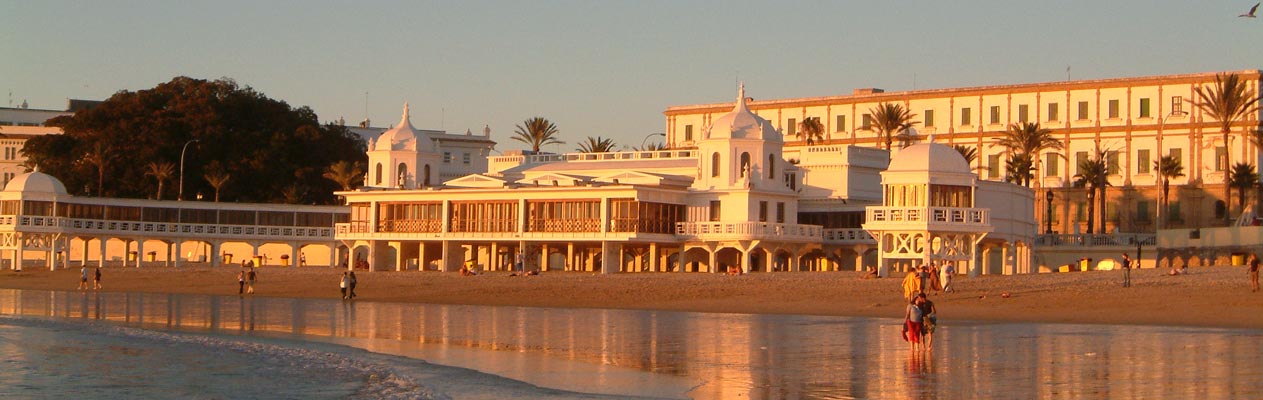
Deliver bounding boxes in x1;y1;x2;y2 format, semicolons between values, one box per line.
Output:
1;265;1260;329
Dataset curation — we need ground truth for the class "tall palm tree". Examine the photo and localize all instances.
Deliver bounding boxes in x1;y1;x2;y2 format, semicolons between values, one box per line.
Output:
143;161;175;200
577;136;617;153
1004;153;1035;186
993;122;1063;187
512;117;563;153
796;117;824;145
322;160;365;191
952;144;978;165
895;130;920;149
869;103;918;151
204;170;230;202
1228;162;1259;216
79;142;113;197
1155;154;1185;227
1194;72;1261;222
1074;151;1109;234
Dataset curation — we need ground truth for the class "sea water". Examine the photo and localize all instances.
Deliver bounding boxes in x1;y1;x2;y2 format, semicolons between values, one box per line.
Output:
2;288;1262;399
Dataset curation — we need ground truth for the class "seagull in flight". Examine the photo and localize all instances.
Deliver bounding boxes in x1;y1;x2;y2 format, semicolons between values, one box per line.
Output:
1241;2;1259;18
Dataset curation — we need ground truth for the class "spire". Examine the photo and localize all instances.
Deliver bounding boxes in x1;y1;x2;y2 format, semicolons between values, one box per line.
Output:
397;102;413;129
734;82;749;114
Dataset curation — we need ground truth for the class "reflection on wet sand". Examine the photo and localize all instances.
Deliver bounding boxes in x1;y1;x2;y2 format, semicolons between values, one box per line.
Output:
3;289;1262;399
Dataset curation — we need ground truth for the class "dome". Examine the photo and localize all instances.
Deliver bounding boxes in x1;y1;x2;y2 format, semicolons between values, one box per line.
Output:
373;103;433;152
887;141;972;175
703;84;782;142
4;170;68;194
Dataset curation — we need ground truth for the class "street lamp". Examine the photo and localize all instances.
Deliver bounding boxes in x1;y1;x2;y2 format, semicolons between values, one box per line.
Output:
1155;110;1187;231
641;132;666;150
1045;190;1054;234
1087;186;1095;234
178;139;200;201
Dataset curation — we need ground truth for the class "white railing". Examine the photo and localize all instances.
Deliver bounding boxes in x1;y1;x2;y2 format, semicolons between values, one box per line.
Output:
675;221;822;241
5;215;334;240
519;149;696;164
1036;233;1156;247
823;228;876;244
866;207;990;227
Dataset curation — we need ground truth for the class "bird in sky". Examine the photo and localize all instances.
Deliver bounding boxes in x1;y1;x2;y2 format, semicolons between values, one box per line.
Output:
1241;2;1259;18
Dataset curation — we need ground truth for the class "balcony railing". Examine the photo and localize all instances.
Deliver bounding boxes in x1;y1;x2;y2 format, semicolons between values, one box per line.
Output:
2;215;334;240
866;207;989;227
1036;233;1156;247
823;228;876;244
675;221;822;242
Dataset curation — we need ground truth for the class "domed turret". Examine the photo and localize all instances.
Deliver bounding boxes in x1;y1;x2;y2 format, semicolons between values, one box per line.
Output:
887;141;971;175
703;84;782;142
4;169;68;195
373;103;435;152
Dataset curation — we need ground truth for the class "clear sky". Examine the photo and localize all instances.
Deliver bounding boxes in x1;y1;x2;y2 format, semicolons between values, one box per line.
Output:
2;1;1261;152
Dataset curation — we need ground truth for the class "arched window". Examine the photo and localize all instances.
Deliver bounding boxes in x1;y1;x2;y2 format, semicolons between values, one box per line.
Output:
740;152;751;177
374;163;383;185
768;153;776;178
423;164;431;187
711;152;721;177
397;163;408;187
1215;200;1227;219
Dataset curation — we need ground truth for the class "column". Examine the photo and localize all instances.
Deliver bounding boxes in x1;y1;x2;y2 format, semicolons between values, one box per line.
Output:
290;242;300;269
81;239;90;267
329;243;338;269
418;242;428;271
707;250;716;274
15;245;24;272
677;244;685;272
173;241;183;268
789;251;801;272
366;240;376;272
99;238;107;268
648;243;658;272
566;242;575;272
876;233;888;278
601;241;620;275
394;243;405;272
136;240;145;268
853;245;868;272
740;249;751;273
764;249;774;272
1002;243;1013;275
441;241;462;272
211;241;222;267
540;244;549;272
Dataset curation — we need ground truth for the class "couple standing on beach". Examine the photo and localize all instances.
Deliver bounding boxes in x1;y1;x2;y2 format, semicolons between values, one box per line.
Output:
237;268;257;294
340;271;357;300
78;266;102;290
903;293;937;352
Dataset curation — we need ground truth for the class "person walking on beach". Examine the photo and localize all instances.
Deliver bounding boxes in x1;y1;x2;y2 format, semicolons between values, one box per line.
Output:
93;267;102;290
918;293;937;351
348;271;358;299
238;269;246;294
340;272;349;300
941;262;955;293
904;297;924;352
246;268;257;294
300;253;307;267
1249;253;1260;292
901;268;922;302
78;266;88;290
1120;253;1132;288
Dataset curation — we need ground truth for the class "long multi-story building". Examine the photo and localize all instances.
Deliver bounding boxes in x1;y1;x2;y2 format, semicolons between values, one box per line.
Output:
664;70;1263;234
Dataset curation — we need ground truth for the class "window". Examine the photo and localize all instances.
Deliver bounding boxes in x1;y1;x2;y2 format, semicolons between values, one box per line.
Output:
861;114;873;130
443;152;452;163
961;108;972;125
1169;200;1182;221
924;110;935;127
1172;96;1183;114
989;106;1001;124
1075;202;1085;222
1139;98;1151;118
1137;149;1151;174
776;202;785;223
1045;153;1059;177
1048;103;1059;121
1075;151;1088;175
1078;101;1089;120
740;152;751;177
1169;148;1182;163
836;115;846;132
1108;100;1119;119
397;163;407;187
988;154;1001;178
462;152;471;165
709;200;721;221
711;152;720;177
768;154;775;178
786;118;797;138
375;163;383;185
759;201;768;222
1107;151;1120;175
684;125;693;141
1136;201;1152;222
1215;146;1227;171
1018;104;1029;123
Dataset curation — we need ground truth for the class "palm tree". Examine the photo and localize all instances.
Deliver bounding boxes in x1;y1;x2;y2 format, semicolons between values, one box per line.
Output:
512;117;564;153
1074;151;1109;234
993;122;1063;187
323;161;365;191
796;117;824;145
869;103;918;151
204;170;230;202
143;161;175;200
895;130;920;149
1194;72;1260;222
1228;162;1259;216
1004;153;1035;186
577;136;617;153
1155;154;1185;227
78;142;112;197
953;144;978;165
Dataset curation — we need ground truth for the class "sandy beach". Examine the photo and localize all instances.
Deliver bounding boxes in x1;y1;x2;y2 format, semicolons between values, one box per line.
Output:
2;265;1260;329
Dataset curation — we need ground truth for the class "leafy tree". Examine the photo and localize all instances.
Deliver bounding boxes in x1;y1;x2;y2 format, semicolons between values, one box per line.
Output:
1073;150;1110;234
143;161;175;200
1228;162;1259;216
30;76;365;204
869;103;918;151
512;117;563;152
577;136;617;153
323;161;365;191
796;117;824;145
1194;73;1260;222
1155;154;1185;227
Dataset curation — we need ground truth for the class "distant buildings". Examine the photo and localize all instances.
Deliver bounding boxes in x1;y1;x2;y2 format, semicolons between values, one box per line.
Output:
0;100;95;188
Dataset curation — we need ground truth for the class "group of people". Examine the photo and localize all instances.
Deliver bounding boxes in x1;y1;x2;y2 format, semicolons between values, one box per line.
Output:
900;262;950;352
340;271;357;299
78;266;102;290
901;262;953;301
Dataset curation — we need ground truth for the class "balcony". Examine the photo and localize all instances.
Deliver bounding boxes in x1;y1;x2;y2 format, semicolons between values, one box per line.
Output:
865;206;990;231
823;228;876;245
1036;233;1156;247
675;221;822;242
1;215;335;240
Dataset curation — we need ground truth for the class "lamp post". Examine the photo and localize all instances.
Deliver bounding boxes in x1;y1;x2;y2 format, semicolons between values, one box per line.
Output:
1045;189;1054;234
641;132;666;150
1155;110;1187;231
178;139;200;201
1087;186;1095;234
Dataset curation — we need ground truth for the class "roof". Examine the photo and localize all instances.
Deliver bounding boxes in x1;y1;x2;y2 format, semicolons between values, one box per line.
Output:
703;84;781;142
4;170;68;194
887;141;970;174
371;103;434;152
